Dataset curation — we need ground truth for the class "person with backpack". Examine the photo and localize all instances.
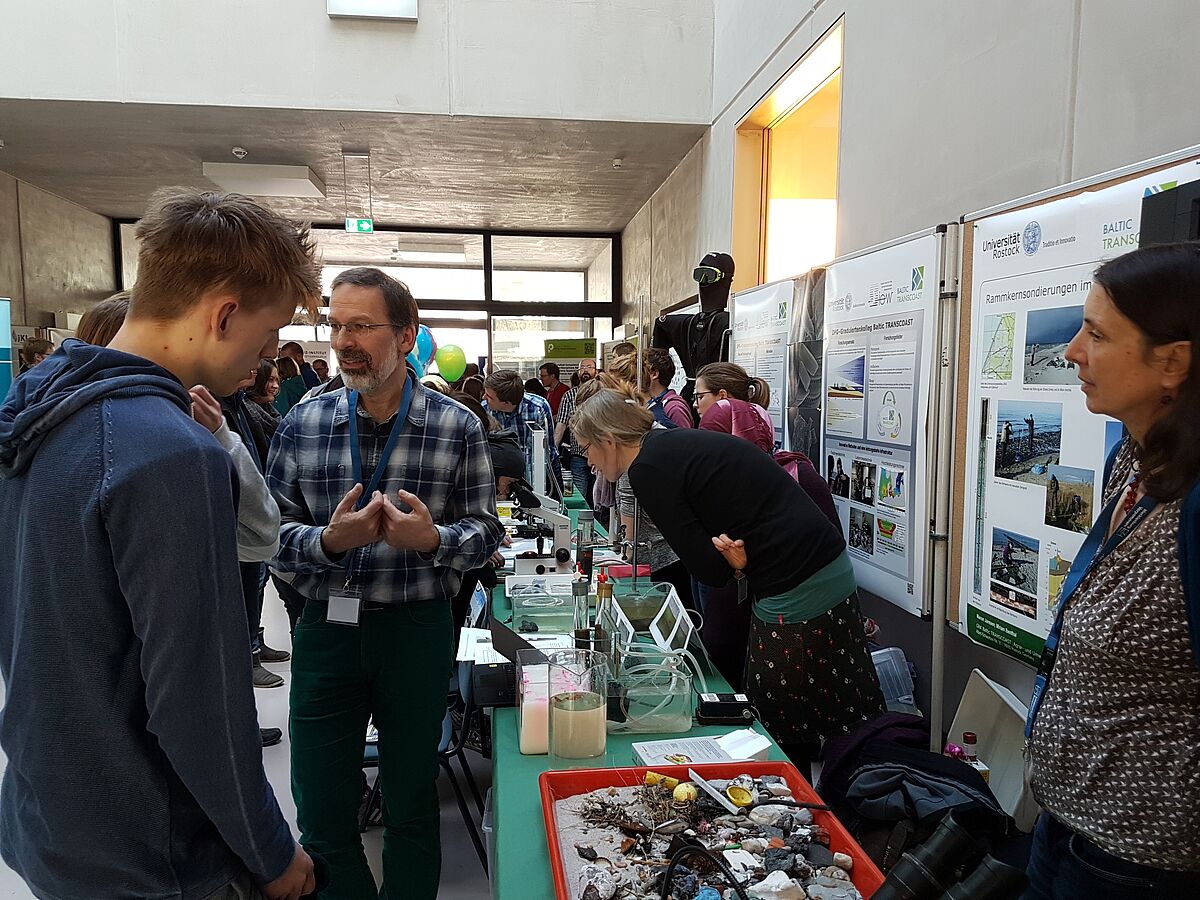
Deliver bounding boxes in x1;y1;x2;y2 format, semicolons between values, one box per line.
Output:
1024;243;1200;897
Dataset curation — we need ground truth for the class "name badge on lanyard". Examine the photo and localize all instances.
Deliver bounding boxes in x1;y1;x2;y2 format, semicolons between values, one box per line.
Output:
326;375;413;626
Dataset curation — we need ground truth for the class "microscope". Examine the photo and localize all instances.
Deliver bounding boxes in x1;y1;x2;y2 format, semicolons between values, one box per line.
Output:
508;482;573;575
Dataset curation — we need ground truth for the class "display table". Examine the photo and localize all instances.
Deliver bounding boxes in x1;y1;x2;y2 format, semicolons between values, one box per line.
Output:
487;517;789;900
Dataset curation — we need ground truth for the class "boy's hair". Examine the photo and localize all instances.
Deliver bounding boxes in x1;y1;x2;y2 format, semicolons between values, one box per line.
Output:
130;188;319;321
484;370;525;405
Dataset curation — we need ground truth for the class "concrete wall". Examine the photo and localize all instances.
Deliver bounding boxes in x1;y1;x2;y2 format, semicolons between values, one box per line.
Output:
621;137;705;325
0;174;23;320
0;170;116;326
624;0;1200;724
1;0;714;125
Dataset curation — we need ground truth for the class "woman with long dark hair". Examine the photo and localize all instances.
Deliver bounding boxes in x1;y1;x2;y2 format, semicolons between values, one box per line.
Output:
1025;243;1200;897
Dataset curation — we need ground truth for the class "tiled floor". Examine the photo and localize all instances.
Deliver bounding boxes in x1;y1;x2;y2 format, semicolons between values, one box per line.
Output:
0;582;493;899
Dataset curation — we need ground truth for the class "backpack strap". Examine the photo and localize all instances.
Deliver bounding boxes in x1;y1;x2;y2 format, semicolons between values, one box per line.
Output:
1180;478;1200;669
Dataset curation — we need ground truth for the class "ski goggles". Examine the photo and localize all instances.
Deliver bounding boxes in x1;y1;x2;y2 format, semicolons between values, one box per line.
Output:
693;265;726;285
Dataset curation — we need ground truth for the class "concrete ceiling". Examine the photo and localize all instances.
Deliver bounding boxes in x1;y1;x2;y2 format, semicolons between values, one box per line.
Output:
0;99;705;231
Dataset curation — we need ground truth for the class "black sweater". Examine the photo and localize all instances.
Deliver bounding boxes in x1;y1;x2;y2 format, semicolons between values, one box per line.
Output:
628;428;846;596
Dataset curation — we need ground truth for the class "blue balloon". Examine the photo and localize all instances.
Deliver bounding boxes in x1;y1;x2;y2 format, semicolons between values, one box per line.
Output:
406;351;426;378
415;325;436;365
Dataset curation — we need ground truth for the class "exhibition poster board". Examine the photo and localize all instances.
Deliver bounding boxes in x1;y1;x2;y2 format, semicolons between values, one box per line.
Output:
958;158;1200;665
730;279;795;447
821;234;940;616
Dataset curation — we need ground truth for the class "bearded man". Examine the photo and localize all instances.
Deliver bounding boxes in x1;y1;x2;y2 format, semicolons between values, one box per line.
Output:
266;267;502;899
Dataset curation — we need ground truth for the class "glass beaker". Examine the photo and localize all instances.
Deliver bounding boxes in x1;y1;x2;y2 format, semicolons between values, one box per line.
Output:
546;649;609;767
516;649;551;756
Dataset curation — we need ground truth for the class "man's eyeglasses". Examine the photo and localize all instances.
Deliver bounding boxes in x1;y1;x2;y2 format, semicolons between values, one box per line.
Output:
693;265;725;286
328;322;396;337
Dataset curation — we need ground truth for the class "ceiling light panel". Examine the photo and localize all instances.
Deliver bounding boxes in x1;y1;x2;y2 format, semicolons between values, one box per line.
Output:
201;163;327;198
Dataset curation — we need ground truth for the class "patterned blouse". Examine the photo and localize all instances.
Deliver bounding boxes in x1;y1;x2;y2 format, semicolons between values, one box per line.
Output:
1029;438;1200;870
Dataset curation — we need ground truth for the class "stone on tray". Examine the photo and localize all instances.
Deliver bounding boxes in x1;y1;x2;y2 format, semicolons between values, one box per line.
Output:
766;782;794;798
748;805;792;827
805;878;861;900
762;848;795;874
777;814;795;835
810;824;830;846
670;865;700;900
804;843;835;868
578;863;620;900
576;843;598;861
832;852;853;872
759;775;785;785
722;848;760;875
819;866;849;882
747;870;808;899
794;808;814;826
761;826;785;840
740;837;768;854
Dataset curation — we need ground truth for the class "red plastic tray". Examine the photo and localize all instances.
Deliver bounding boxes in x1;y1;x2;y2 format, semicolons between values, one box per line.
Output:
539;761;884;899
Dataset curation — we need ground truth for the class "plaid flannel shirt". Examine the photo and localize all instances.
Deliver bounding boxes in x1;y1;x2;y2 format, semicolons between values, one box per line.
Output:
485;393;558;481
556;387;583;454
266;382;503;605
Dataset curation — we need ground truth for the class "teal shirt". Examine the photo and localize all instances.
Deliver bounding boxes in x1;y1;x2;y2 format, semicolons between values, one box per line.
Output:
273;376;308;417
753;550;857;625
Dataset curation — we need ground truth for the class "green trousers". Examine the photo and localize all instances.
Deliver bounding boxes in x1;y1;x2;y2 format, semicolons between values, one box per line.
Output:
290;599;452;900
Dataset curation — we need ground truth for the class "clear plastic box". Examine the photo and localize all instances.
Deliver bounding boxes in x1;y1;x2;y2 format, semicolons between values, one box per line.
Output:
872;646;918;713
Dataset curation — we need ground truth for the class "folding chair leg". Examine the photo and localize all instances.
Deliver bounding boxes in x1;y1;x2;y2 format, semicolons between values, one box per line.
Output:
442;759;487;872
359;772;382;833
458;746;485;816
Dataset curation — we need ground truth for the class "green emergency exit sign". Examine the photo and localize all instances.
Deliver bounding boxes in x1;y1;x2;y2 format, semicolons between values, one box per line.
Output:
345;217;374;233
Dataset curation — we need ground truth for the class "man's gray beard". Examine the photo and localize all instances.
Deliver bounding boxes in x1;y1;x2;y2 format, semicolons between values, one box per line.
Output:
339;342;400;394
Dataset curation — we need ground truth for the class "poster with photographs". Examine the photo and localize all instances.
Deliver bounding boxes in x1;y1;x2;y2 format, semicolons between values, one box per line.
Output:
958;156;1200;666
821;233;940;616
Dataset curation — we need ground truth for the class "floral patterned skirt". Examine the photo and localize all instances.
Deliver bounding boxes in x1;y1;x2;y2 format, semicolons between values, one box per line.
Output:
746;593;885;746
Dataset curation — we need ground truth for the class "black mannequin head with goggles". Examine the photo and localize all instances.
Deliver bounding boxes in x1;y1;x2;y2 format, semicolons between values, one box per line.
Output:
692;252;735;312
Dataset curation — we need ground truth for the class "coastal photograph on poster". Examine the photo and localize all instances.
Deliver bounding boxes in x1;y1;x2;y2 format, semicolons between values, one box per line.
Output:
990;580;1038;620
826;453;851;498
1023;305;1083;385
849;508;875;555
994;399;1062;482
990;526;1040;595
1043;464;1095;533
877;465;906;511
825;348;866;437
981;312;1016;381
1046;546;1074;614
850;460;877;506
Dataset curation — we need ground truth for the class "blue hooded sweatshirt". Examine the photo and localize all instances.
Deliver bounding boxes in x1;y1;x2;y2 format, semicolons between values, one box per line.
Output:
0;341;294;899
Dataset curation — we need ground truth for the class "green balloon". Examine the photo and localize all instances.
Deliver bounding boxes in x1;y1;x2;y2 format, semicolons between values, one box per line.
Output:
434;344;467;382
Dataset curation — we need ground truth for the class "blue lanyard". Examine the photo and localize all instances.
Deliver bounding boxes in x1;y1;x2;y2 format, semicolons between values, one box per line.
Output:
347;374;413;510
1025;485;1157;737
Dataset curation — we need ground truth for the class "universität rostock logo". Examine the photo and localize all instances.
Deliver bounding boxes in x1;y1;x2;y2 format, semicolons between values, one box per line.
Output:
1022;221;1042;256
